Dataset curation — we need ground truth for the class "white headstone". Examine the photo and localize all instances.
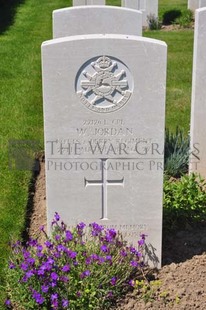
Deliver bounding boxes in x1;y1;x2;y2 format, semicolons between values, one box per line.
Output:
73;0;105;5
199;0;206;7
87;0;105;4
188;0;199;11
122;0;158;27
190;8;206;178
73;0;86;5
53;6;142;38
42;34;167;268
146;0;158;20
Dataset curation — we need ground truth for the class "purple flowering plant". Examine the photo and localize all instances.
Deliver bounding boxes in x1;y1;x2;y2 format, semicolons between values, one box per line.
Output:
5;213;146;309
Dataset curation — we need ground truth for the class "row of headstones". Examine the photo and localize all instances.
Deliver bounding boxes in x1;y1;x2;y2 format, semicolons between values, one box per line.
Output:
73;0;158;27
43;2;166;267
190;7;206;178
188;0;206;11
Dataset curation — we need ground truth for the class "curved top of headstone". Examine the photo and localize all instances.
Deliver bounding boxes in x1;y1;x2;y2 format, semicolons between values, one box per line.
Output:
53;6;142;38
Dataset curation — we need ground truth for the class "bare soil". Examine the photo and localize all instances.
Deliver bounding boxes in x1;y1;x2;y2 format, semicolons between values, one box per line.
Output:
28;158;206;309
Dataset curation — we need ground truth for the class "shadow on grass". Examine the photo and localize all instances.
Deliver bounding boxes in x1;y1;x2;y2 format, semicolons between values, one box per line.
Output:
21;157;41;245
0;0;25;34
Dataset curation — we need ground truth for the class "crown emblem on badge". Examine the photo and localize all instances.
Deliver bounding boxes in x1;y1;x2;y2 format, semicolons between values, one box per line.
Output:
95;56;112;69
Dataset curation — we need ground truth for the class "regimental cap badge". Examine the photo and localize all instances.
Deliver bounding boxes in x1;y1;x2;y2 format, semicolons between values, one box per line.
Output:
75;55;133;113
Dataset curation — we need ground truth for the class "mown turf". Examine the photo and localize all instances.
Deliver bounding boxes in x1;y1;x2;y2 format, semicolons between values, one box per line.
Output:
144;29;193;133
0;0;72;304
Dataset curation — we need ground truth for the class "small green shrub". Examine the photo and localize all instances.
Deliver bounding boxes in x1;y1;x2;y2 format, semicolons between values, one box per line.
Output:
174;9;194;28
147;14;161;30
164;128;190;178
5;214;146;309
162;9;181;25
163;174;206;232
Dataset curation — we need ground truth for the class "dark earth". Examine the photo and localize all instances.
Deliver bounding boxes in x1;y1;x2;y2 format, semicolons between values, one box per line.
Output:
27;158;206;309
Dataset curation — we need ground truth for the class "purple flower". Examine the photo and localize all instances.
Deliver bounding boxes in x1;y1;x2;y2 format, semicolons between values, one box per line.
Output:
51;272;58;281
108;228;117;238
138;234;147;246
90;253;99;261
27;257;35;265
5;299;11;307
45;240;53;248
76;291;81;297
57;244;65;252
120;250;127;257
37;269;45;276
100;245;109;253
55;234;61;241
77;222;86;230
25;270;34;279
68;250;77;259
106;255;112;261
42;285;49;293
20;262;28;271
90;222;104;236
32;290;44;305
23;251;30;259
129;247;136;254
110;277;117;286
65;230;73;242
51;293;58;308
54;212;60;221
62;299;69;308
138;239;145;246
51;281;57;288
80;270;91;279
60;275;69;283
130;260;139;267
129;279;135;287
86;257;92;265
9;262;15;269
51;293;58;301
98;256;105;265
28;238;38;246
62;264;70;272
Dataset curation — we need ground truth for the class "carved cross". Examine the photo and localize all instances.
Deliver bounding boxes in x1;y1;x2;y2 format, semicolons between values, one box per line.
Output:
84;159;124;220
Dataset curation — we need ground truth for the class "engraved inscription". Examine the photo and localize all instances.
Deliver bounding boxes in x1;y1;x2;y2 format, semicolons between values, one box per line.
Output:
75;56;133;113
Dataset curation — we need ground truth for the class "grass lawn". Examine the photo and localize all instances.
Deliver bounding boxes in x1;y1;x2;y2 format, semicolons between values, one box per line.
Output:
0;0;193;306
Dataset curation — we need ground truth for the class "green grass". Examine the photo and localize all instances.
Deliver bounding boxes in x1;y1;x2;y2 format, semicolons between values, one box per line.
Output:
0;0;194;307
159;0;188;20
144;29;193;132
0;0;72;304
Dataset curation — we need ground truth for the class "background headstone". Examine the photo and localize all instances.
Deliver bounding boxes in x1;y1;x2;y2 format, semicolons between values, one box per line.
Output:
199;0;206;8
53;6;142;38
73;0;85;5
73;0;105;5
122;0;158;27
42;34;167;268
188;0;199;11
190;8;206;178
122;0;146;26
